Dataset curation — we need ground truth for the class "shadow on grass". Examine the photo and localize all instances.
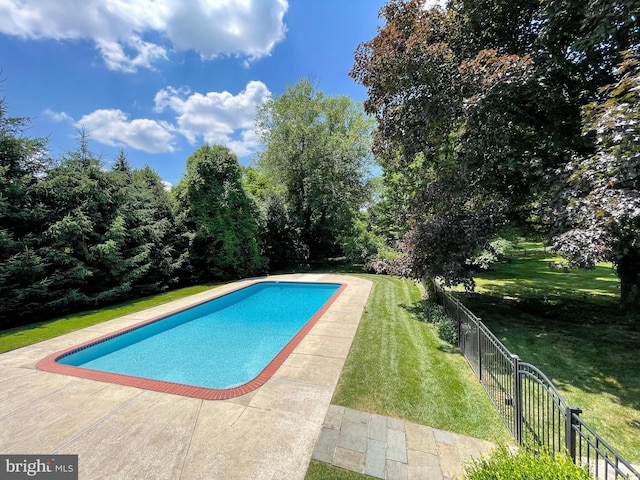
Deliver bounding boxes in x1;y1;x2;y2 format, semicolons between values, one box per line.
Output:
473;254;619;305
399;299;431;322
399;243;639;460
400;299;466;357
460;293;640;412
437;343;461;355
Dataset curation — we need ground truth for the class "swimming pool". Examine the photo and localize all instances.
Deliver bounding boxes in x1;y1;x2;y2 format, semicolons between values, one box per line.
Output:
38;281;345;400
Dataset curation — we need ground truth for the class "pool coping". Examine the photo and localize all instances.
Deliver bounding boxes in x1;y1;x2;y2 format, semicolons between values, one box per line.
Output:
37;280;348;401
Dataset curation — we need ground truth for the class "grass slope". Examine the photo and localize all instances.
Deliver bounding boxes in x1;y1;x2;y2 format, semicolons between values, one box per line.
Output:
453;242;640;463
306;273;511;480
333;274;511;444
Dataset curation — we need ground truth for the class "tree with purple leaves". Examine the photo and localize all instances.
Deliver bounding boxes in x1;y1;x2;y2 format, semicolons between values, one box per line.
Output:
553;51;640;310
352;0;639;309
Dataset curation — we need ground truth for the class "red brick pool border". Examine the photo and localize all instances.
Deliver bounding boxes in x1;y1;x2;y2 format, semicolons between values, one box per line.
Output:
37;281;347;400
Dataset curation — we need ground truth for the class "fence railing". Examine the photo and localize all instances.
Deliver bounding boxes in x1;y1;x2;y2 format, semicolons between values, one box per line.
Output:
433;282;640;479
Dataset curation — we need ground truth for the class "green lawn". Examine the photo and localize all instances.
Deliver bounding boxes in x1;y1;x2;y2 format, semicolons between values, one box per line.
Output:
451;242;640;463
332;274;511;443
0;283;221;354
462;241;620;305
305;461;376;480
305;273;512;480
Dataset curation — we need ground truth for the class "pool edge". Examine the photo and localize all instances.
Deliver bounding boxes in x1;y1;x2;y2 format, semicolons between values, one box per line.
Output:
36;280;348;401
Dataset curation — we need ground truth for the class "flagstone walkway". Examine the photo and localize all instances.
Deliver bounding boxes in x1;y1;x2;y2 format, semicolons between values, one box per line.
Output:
312;405;496;480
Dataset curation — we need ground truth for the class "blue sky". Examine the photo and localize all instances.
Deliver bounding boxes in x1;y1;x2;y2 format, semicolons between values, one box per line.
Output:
0;0;390;186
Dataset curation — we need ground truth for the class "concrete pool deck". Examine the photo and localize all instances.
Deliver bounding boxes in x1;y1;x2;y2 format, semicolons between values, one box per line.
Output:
0;273;495;479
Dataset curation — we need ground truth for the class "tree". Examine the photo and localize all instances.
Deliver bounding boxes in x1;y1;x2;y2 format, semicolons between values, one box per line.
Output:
352;0;639;306
35;137;135;309
0;109;188;326
255;79;374;262
259;190;302;271
352;2;460;165
174;145;266;281
351;1;510;288
112;159;184;295
0;98;50;325
553;51;640;310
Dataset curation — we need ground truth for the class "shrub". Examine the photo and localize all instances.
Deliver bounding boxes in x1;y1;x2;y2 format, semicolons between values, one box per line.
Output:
426;303;448;324
363;245;404;274
421;299;458;344
463;445;592;480
469;237;514;271
436;317;458;345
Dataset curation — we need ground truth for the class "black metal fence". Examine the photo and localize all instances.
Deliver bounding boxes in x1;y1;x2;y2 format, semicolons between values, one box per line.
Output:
433;282;640;479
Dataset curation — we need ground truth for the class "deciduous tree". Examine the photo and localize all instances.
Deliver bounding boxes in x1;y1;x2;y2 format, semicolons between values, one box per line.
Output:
352;0;639;308
255;79;374;262
553;51;640;310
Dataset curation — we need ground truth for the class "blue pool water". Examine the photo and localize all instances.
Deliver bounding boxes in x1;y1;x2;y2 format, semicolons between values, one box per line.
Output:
58;282;341;389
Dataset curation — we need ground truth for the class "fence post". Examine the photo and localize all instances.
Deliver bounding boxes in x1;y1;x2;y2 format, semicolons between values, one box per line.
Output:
565;406;582;462
477;318;483;381
512;354;523;444
456;300;462;345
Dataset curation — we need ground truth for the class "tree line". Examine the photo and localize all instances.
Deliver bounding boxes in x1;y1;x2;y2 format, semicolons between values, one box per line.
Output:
3;0;638;325
0;79;374;328
350;0;639;310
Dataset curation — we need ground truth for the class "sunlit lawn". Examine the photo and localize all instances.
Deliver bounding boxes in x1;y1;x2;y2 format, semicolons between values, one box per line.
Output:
451;242;640;463
305;272;512;480
331;274;511;442
0;284;221;354
462;241;620;304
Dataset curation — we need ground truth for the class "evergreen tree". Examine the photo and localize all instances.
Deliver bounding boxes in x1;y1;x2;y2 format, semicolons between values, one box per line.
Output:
0;98;50;326
35;137;131;310
125;165;184;293
175;145;267;281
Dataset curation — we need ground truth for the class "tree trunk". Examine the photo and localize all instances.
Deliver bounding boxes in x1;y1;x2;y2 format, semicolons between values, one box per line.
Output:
617;254;640;312
421;275;436;300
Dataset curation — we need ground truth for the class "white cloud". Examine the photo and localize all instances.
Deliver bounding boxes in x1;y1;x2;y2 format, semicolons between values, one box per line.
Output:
47;80;270;157
44;108;74;123
0;0;288;72
155;80;270;156
165;0;288;62
75;109;177;153
228;128;260;158
97;38;168;73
